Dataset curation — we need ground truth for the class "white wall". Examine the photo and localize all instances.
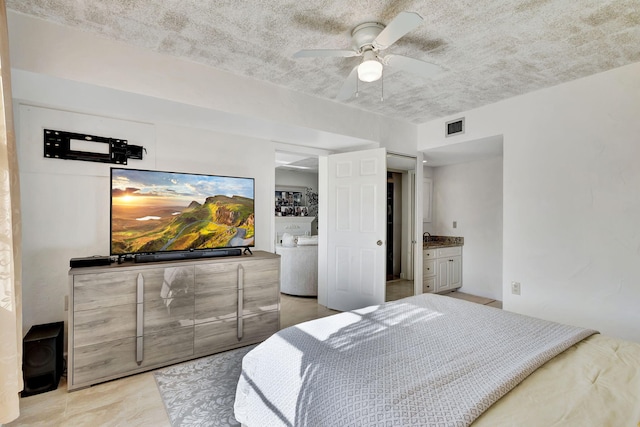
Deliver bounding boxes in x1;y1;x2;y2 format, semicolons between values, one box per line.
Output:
274;169;318;194
432;157;503;300
418;62;640;342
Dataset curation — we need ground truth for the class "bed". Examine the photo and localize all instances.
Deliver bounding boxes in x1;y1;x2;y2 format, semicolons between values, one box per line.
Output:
234;293;640;427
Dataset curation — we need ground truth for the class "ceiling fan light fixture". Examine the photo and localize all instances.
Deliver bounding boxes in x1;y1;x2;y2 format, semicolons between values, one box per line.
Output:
358;50;383;82
358;60;383;82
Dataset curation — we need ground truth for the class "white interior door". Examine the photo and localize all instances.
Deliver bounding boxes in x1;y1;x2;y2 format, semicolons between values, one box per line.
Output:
326;148;386;311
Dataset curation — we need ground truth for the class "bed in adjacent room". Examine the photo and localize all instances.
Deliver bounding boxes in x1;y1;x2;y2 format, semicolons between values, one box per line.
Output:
234;293;640;427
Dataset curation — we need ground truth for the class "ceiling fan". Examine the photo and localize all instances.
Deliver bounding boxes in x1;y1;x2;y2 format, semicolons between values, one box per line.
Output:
293;11;442;100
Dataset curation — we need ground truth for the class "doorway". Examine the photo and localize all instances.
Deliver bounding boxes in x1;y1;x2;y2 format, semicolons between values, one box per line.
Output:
275;149;423;309
385;153;418;302
386;171;401;281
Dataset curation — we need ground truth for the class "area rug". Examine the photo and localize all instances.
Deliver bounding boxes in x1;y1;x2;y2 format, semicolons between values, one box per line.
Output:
154;345;256;427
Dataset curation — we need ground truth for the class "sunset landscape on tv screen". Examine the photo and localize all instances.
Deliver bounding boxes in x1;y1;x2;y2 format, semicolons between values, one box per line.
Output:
111;168;255;255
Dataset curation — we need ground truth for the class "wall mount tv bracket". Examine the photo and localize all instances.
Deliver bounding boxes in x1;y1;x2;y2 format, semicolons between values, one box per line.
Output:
43;129;145;165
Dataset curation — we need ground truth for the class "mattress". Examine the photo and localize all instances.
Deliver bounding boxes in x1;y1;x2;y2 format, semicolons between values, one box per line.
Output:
472;333;640;426
232;293;637;427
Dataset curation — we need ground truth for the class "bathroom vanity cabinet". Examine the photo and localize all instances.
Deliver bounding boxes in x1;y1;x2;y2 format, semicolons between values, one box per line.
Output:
423;245;462;293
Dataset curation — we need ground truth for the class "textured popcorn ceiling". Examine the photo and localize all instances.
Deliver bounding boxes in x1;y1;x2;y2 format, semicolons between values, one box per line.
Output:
6;0;640;124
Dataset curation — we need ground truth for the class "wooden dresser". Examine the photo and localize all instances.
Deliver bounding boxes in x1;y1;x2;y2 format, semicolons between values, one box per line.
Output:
68;251;280;390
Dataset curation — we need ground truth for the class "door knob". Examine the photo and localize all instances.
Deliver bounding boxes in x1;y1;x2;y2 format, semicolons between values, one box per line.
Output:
377;240;383;246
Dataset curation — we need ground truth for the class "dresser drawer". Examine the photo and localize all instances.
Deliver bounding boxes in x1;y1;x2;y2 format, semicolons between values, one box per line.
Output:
142;266;194;301
194;317;238;356
74;304;136;347
195;261;242;291
242;258;280;288
243;310;279;342
72;326;194;387
144;296;195;334
72;336;139;386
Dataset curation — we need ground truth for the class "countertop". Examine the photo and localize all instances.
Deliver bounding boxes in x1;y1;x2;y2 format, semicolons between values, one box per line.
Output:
423;235;464;249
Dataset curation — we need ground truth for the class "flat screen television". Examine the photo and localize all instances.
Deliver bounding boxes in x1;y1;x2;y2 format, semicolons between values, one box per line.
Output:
110;167;255;256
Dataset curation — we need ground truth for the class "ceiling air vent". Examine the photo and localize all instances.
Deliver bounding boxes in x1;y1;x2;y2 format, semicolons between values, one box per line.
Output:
445;117;465;137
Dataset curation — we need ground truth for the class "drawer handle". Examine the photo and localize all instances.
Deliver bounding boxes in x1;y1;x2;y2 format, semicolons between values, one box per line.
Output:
237;265;244;340
136;273;144;365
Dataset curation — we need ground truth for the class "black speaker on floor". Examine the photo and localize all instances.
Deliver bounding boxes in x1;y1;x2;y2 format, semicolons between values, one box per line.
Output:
22;321;64;397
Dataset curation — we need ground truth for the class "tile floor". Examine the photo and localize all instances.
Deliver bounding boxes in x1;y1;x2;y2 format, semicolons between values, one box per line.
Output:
446;290;503;309
280;293;338;329
7;290;501;426
385;279;414;302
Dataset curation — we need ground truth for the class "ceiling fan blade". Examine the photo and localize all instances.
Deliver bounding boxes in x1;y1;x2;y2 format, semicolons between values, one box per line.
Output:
384;54;442;78
336;66;359;101
293;49;358;58
373;11;424;50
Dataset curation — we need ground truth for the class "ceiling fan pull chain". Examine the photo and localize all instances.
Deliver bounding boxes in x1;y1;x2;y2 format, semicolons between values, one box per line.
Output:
356;76;359;98
381;72;384;102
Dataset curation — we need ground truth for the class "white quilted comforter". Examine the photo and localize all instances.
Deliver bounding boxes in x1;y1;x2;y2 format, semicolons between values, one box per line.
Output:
234;293;596;427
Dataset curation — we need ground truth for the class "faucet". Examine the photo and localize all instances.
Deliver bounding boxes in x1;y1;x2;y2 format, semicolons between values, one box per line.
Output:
423;232;431;243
